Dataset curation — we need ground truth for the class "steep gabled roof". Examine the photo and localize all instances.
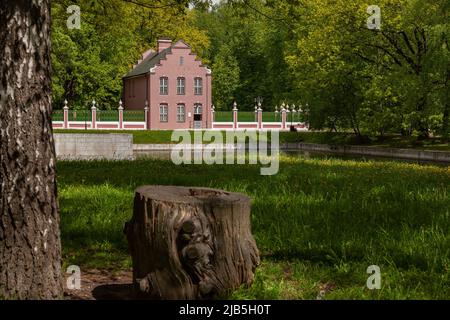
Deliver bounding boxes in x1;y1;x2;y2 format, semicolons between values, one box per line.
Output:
123;47;171;79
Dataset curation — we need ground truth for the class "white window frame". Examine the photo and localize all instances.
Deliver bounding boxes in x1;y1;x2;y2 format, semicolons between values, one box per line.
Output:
194;104;203;115
159;104;168;122
160;77;168;95
177;77;185;95
177;104;186;122
194;77;203;95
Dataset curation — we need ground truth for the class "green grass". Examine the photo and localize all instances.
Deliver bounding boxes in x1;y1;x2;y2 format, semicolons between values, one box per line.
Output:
54;129;450;151
57;155;450;299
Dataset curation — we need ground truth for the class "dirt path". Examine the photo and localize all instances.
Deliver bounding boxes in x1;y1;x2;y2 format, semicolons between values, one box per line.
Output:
64;269;134;300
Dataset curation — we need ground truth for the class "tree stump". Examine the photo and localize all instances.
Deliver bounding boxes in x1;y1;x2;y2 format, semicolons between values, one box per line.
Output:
124;185;260;300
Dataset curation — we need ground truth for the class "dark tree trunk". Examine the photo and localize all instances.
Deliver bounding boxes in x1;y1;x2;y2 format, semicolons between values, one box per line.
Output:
443;99;449;138
125;186;260;300
442;72;449;138
0;0;63;299
416;93;430;139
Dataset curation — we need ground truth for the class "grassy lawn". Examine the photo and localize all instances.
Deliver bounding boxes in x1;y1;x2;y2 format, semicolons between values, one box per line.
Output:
54;129;450;151
57;155;450;299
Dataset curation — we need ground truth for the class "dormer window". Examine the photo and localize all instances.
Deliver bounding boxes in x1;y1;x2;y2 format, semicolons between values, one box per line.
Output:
194;77;203;95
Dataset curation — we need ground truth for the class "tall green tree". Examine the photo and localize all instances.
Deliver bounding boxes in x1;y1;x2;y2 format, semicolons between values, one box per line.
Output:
51;0;209;110
212;45;240;110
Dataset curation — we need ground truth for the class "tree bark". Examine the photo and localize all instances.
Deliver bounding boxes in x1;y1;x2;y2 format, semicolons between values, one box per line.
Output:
125;186;260;300
442;70;449;138
443;99;449;138
0;0;63;299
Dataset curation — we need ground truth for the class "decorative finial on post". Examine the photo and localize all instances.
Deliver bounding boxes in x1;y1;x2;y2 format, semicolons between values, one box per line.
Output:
233;101;238;111
64;99;68;109
119;99;124;110
212;105;215;112
92;100;96;109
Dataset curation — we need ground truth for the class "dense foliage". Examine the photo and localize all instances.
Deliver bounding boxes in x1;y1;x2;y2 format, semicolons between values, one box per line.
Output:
51;0;449;137
51;0;209;110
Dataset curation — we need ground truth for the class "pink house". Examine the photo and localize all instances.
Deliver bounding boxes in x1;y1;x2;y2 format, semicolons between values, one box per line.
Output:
122;38;212;130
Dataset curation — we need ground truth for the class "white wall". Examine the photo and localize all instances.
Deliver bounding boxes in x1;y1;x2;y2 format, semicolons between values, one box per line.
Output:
54;134;133;160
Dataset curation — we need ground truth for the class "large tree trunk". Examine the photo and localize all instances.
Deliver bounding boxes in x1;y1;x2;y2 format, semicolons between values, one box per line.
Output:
0;0;63;299
416;93;430;139
125;186;260;300
442;71;449;138
443;99;449;137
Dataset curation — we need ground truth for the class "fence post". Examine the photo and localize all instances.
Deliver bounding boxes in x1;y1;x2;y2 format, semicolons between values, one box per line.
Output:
63;100;69;129
211;105;215;129
257;102;263;130
144;100;149;130
118;100;124;129
281;105;287;130
233;102;238;130
91;100;97;129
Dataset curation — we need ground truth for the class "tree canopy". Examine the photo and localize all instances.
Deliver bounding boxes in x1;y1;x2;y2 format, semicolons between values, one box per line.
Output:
51;0;449;137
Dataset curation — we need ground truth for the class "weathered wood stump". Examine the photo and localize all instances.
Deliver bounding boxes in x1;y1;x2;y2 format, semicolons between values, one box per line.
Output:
124;186;260;300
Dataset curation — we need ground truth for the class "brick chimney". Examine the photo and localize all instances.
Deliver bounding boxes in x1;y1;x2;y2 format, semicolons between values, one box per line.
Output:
157;38;172;53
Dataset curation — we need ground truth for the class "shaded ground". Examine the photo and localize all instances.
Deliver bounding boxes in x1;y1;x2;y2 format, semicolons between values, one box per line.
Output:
64;269;134;300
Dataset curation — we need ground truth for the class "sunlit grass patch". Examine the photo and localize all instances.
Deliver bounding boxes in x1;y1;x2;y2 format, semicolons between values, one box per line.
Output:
57;155;450;299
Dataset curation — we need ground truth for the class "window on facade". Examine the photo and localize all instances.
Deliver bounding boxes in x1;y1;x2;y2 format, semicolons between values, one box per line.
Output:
177;104;186;122
194;77;203;95
159;104;168;122
180;56;184;66
160;77;168;95
177;77;185;95
194;104;202;115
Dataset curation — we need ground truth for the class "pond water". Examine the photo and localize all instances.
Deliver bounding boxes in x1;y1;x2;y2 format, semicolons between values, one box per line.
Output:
134;150;449;167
